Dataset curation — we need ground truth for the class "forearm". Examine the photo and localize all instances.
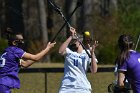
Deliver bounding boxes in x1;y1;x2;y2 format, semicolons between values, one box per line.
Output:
25;47;51;61
59;36;72;54
90;53;98;73
118;72;125;87
34;47;51;60
20;59;35;68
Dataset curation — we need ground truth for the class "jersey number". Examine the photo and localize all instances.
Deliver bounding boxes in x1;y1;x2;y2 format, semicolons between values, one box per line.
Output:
0;58;6;67
73;57;86;67
74;59;78;67
0;53;6;67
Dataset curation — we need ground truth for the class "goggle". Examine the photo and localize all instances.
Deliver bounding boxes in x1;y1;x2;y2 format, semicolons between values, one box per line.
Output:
14;39;24;43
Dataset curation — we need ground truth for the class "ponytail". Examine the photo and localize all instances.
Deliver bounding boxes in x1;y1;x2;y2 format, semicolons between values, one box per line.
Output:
117;34;134;66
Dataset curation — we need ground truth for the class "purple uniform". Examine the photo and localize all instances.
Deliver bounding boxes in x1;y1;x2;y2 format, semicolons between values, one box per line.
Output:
118;50;140;93
0;46;25;89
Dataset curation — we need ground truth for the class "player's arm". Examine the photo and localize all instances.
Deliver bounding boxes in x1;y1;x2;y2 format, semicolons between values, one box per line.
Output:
90;53;98;73
20;59;35;68
89;41;98;73
59;36;72;55
22;42;56;61
59;27;76;55
118;71;125;87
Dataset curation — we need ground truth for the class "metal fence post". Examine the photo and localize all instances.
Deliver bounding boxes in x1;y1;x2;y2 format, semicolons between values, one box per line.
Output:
45;72;47;93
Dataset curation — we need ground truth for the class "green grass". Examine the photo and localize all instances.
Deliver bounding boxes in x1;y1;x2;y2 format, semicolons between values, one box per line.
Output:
12;73;115;93
11;63;117;93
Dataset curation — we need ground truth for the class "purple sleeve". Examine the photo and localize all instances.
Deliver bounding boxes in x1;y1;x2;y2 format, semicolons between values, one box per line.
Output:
14;48;25;58
118;62;127;71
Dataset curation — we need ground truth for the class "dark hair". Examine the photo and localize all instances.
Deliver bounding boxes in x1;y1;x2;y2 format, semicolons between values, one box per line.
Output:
68;39;78;51
117;34;134;66
5;27;22;46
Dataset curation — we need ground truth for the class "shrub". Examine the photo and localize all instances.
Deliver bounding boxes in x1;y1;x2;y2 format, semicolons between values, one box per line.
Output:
97;44;117;64
0;39;8;54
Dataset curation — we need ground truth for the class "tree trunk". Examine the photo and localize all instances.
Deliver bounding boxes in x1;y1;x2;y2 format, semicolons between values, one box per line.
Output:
5;0;24;34
38;0;50;62
77;0;93;34
65;0;77;37
83;0;93;31
0;0;4;38
110;0;118;11
46;0;54;41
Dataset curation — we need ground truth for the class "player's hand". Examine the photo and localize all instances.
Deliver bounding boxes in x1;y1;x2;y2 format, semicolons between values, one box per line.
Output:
47;42;56;49
70;27;76;37
88;40;98;53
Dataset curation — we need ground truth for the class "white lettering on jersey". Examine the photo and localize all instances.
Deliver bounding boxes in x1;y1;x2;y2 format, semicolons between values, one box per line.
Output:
138;58;140;63
0;53;7;67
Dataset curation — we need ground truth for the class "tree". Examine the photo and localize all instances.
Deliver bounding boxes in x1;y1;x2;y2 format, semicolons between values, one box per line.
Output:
65;0;77;37
46;0;54;41
5;0;24;34
77;0;93;35
0;0;5;39
38;0;50;62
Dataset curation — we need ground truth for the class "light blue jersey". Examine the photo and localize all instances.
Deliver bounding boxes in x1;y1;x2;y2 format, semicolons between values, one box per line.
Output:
59;48;97;93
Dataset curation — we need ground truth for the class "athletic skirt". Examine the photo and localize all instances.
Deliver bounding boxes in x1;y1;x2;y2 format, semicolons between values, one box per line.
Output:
0;84;11;93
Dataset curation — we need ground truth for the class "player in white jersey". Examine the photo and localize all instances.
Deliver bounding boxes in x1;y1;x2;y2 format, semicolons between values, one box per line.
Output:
58;27;98;93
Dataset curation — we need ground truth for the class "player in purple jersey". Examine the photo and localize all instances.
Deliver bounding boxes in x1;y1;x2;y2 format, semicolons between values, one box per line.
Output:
116;34;140;93
0;28;56;93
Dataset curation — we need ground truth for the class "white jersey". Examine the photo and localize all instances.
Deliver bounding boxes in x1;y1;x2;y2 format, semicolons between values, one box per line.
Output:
59;48;94;93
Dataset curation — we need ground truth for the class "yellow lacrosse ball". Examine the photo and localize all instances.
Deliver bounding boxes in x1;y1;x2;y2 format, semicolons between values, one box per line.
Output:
84;31;90;36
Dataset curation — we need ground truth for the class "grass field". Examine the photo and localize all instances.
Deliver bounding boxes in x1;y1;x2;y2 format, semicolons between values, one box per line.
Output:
10;63;130;93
